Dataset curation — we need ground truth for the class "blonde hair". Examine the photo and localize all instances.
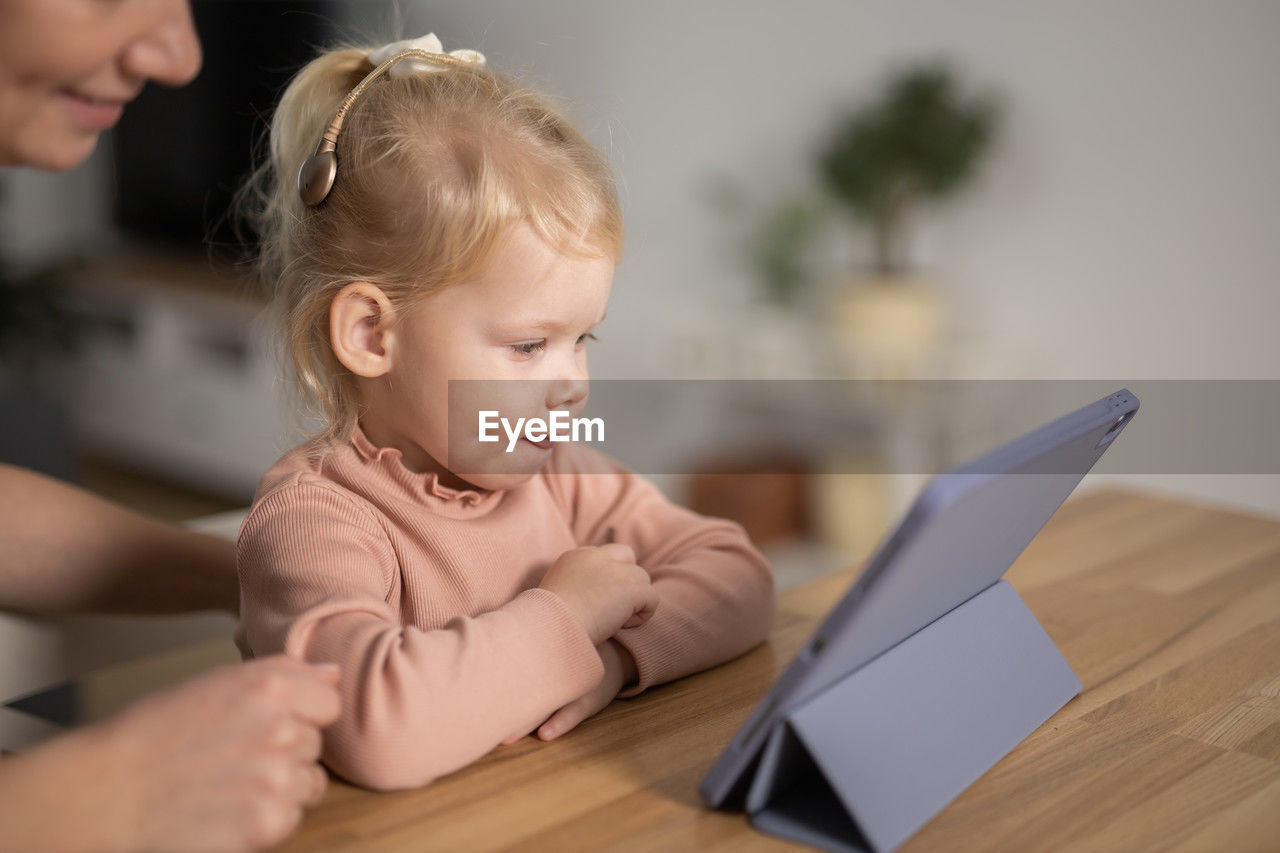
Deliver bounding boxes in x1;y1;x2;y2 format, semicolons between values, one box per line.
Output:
240;45;623;442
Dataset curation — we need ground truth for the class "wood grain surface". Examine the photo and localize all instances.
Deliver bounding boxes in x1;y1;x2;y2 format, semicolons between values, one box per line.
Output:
275;489;1280;852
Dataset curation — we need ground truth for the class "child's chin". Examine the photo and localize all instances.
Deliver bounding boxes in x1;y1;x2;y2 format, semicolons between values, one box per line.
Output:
461;468;541;492
451;445;555;491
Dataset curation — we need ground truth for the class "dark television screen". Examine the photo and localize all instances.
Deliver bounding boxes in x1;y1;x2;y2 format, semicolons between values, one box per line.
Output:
110;1;339;260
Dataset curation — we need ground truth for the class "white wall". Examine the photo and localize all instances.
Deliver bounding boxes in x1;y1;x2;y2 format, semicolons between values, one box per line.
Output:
380;0;1280;513
350;0;1280;380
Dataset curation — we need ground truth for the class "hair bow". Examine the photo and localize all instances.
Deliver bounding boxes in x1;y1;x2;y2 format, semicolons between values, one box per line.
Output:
366;33;485;77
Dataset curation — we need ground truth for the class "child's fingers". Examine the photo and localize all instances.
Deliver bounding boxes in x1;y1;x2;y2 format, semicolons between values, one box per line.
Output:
628;587;659;626
538;699;589;741
500;732;526;746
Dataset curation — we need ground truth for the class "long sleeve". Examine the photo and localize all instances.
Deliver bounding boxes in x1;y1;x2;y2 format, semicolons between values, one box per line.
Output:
543;446;777;695
236;479;604;791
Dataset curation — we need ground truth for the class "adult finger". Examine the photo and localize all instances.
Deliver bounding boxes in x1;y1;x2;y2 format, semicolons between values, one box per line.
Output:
299;762;329;807
310;662;342;684
597;542;636;563
278;720;324;762
246;659;342;727
258;656;341;684
268;760;328;811
251;800;306;851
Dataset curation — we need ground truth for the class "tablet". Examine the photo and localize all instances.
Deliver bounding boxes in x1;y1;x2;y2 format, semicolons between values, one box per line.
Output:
700;387;1140;809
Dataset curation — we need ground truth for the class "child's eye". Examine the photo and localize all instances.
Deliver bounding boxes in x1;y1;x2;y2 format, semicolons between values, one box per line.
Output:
511;340;547;357
576;332;599;347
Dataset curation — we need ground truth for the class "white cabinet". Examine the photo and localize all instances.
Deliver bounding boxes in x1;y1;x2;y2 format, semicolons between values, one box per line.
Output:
63;254;300;500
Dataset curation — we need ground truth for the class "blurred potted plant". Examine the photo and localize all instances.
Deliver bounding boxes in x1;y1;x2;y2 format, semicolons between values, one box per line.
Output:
704;179;829;309
700;178;831;376
818;62;999;376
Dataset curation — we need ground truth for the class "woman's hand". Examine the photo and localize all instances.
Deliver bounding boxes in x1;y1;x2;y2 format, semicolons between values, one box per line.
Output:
502;640;638;745
0;655;341;851
100;655;340;851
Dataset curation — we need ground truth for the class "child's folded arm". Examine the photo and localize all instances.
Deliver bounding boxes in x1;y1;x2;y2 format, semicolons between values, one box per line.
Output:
281;590;602;790
544;447;778;695
611;525;777;696
237;480;604;791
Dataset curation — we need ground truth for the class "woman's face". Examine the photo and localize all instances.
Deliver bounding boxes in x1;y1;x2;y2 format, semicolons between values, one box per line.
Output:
0;0;201;170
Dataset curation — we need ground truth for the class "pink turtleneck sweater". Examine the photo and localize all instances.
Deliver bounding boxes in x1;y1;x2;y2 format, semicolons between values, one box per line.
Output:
235;427;776;791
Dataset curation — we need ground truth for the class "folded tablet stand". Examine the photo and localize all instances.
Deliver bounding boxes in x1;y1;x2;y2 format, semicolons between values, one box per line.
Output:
744;580;1081;853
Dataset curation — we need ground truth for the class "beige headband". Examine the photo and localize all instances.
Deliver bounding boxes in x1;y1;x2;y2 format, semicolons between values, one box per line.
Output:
297;34;486;207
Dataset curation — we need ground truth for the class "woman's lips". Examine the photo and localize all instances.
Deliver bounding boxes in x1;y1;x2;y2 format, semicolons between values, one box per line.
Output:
520;436;553;451
59;90;127;130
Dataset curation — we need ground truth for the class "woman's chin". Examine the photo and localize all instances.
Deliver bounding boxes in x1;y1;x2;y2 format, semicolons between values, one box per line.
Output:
16;125;99;171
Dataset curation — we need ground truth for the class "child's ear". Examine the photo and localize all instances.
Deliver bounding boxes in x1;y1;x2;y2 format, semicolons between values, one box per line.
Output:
330;282;397;378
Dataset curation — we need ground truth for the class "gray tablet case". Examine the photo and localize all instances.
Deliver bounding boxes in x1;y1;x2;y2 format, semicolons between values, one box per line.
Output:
701;389;1140;853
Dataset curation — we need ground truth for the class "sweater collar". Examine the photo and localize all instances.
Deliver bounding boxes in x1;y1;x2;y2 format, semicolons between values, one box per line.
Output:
348;423;506;516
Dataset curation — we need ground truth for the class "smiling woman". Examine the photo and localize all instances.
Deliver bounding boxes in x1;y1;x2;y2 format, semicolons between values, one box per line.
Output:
0;2;354;850
0;0;201;170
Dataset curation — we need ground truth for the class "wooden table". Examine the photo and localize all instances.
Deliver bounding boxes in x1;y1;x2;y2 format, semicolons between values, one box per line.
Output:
273;488;1280;851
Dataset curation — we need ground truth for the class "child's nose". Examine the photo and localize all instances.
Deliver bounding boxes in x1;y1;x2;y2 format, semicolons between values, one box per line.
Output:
547;375;589;411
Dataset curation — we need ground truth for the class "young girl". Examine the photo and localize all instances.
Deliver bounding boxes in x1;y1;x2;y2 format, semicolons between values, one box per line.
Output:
235;33;776;792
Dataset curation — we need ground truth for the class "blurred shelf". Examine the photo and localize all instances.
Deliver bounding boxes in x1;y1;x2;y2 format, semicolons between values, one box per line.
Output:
59;248;297;500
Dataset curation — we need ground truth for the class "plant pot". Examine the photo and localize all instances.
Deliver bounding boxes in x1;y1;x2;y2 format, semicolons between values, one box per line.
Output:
811;464;891;565
828;275;944;380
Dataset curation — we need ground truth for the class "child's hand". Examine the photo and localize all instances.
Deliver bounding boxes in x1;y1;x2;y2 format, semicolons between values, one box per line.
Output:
538;640;636;740
502;640;637;744
539;544;658;645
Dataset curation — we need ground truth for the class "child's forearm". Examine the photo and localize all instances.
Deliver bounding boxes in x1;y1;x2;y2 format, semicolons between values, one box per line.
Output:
0;463;238;616
614;531;777;695
273;588;605;791
543;449;777;691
